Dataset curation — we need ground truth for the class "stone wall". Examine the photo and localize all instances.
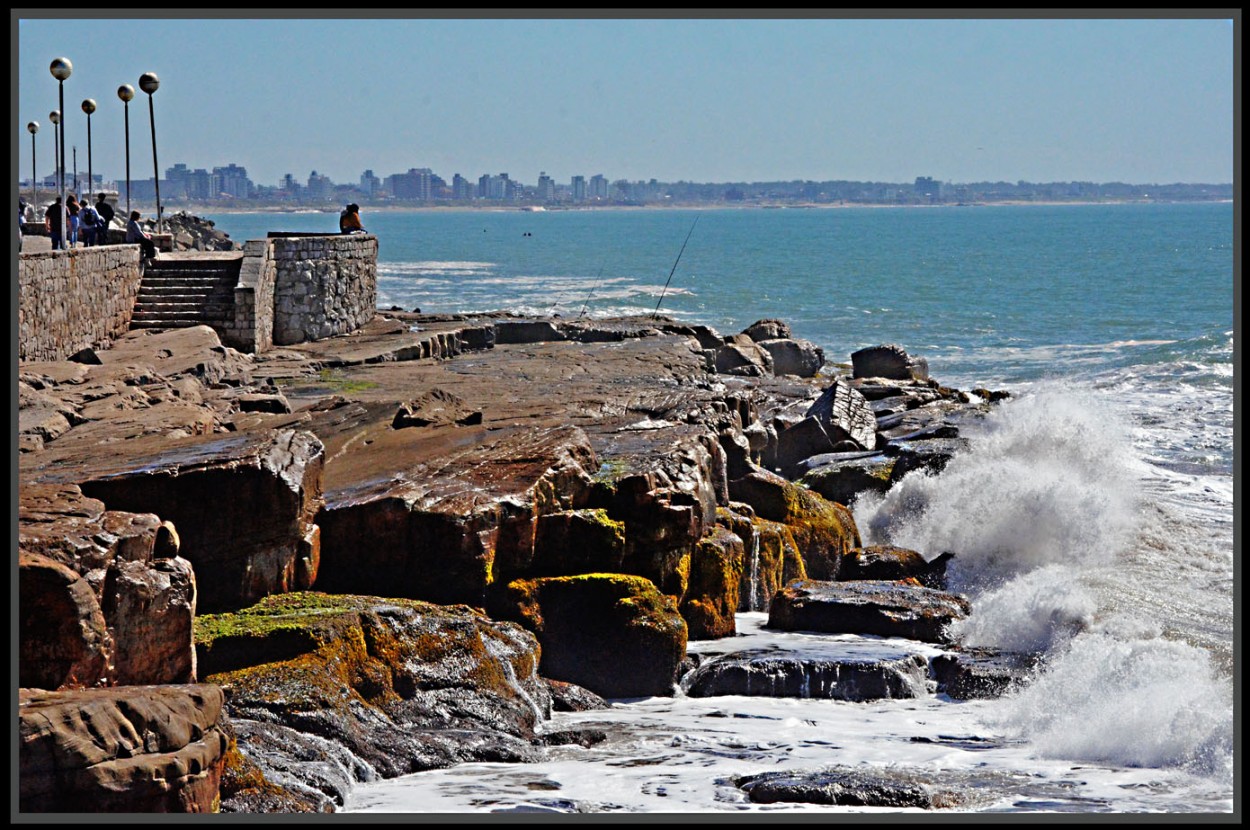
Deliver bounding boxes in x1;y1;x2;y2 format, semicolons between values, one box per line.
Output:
18;246;143;362
271;235;378;346
220;240;277;353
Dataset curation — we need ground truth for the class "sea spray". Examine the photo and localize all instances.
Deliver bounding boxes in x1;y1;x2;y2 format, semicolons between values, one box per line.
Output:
854;385;1142;593
987;630;1234;781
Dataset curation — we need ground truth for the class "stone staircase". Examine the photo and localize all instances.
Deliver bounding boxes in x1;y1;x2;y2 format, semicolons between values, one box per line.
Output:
129;253;244;332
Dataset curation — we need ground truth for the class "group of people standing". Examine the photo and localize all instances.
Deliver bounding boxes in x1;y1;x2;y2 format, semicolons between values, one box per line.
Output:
30;193;157;261
38;192;116;250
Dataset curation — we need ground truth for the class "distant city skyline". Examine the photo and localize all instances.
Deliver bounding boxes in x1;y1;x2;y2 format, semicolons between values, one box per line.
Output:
15;14;1237;188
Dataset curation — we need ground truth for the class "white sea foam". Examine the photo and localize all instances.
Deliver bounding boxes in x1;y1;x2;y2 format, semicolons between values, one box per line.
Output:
988;631;1234;780
855;386;1141;592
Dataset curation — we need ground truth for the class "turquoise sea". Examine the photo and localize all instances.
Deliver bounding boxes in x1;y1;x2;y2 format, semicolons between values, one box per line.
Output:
204;203;1235;814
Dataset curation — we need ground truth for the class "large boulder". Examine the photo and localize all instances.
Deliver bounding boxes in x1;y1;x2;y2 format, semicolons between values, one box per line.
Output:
930;648;1041;700
19;684;230;813
841;546;953;588
805;378;876;450
715;335;774;377
798;454;897;505
741;319;792;342
757;338;825;377
197;592;551;810
768;579;971;644
496;574;688;698
64;428;324;614
851;344;930;381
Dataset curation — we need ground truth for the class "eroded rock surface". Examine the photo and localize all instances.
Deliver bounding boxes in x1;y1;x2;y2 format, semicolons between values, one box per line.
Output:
768;579;971;644
19;684;230;813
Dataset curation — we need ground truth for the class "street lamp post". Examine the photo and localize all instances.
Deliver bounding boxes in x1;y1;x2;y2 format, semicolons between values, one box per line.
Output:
118;84;134;217
82;98;96;200
73;145;78;196
50;58;72;251
27;121;39;217
49;109;61;248
138;72;162;234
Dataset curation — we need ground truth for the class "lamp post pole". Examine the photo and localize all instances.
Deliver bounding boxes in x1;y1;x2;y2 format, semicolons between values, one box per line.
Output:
27;121;39;216
82;98;96;200
73;145;78;196
118;84;134;218
50;58;72;250
139;73;162;234
49;109;61;247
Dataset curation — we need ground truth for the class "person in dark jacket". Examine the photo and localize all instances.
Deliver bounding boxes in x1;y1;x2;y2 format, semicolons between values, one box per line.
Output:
95;193;116;243
44;197;64;250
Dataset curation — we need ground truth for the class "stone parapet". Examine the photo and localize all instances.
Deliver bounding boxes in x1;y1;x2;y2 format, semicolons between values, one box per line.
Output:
18;246;143;362
270;234;378;346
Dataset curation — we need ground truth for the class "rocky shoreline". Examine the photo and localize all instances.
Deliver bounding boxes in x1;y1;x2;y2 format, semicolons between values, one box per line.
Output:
18;311;1021;813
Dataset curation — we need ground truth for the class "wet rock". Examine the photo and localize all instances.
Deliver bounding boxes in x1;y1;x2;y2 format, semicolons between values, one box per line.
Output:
717;506;807;613
728;468;860;580
495;574;687;699
840;546;953;588
19;684;230;813
544;679;609;712
883;436;970;479
735;767;964;808
684;644;931;701
391;388;482;428
198;592;551;803
768;579;971;644
851;344;930;382
528;508;626;577
798;454;897;505
930;648;1041;700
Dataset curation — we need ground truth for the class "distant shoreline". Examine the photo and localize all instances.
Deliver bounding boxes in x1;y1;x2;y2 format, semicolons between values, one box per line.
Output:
175;199;1233;216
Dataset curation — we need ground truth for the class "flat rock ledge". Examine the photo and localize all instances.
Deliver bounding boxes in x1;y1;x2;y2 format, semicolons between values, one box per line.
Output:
768;579;972;644
683;643;931;701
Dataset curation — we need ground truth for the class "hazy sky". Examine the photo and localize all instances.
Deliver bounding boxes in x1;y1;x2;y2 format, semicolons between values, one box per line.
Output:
14;13;1237;189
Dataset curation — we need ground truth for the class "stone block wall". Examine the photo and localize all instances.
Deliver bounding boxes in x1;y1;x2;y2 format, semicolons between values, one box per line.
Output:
18;246;143;362
271;235;378;346
220;239;277;353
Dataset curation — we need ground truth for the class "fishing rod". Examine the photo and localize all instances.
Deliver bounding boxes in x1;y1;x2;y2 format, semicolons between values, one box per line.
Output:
577;264;607;319
651;214;700;320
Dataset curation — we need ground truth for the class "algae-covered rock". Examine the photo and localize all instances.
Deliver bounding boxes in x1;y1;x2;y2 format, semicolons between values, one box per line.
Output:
680;526;746;640
497;574;688;698
196;592;551;808
728;468;860;580
717;506;807;613
530;508;626;577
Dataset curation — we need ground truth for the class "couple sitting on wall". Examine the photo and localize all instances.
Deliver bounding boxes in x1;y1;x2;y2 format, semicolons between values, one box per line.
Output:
339;203;367;234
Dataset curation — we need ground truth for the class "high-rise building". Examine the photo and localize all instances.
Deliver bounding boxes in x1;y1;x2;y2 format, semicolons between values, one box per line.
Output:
571;175;586;203
590;174;608;200
452;173;472;200
360;169;381;196
537;172;555;201
215;164;252;198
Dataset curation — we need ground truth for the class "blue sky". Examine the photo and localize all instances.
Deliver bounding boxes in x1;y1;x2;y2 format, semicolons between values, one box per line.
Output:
14;14;1237;189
